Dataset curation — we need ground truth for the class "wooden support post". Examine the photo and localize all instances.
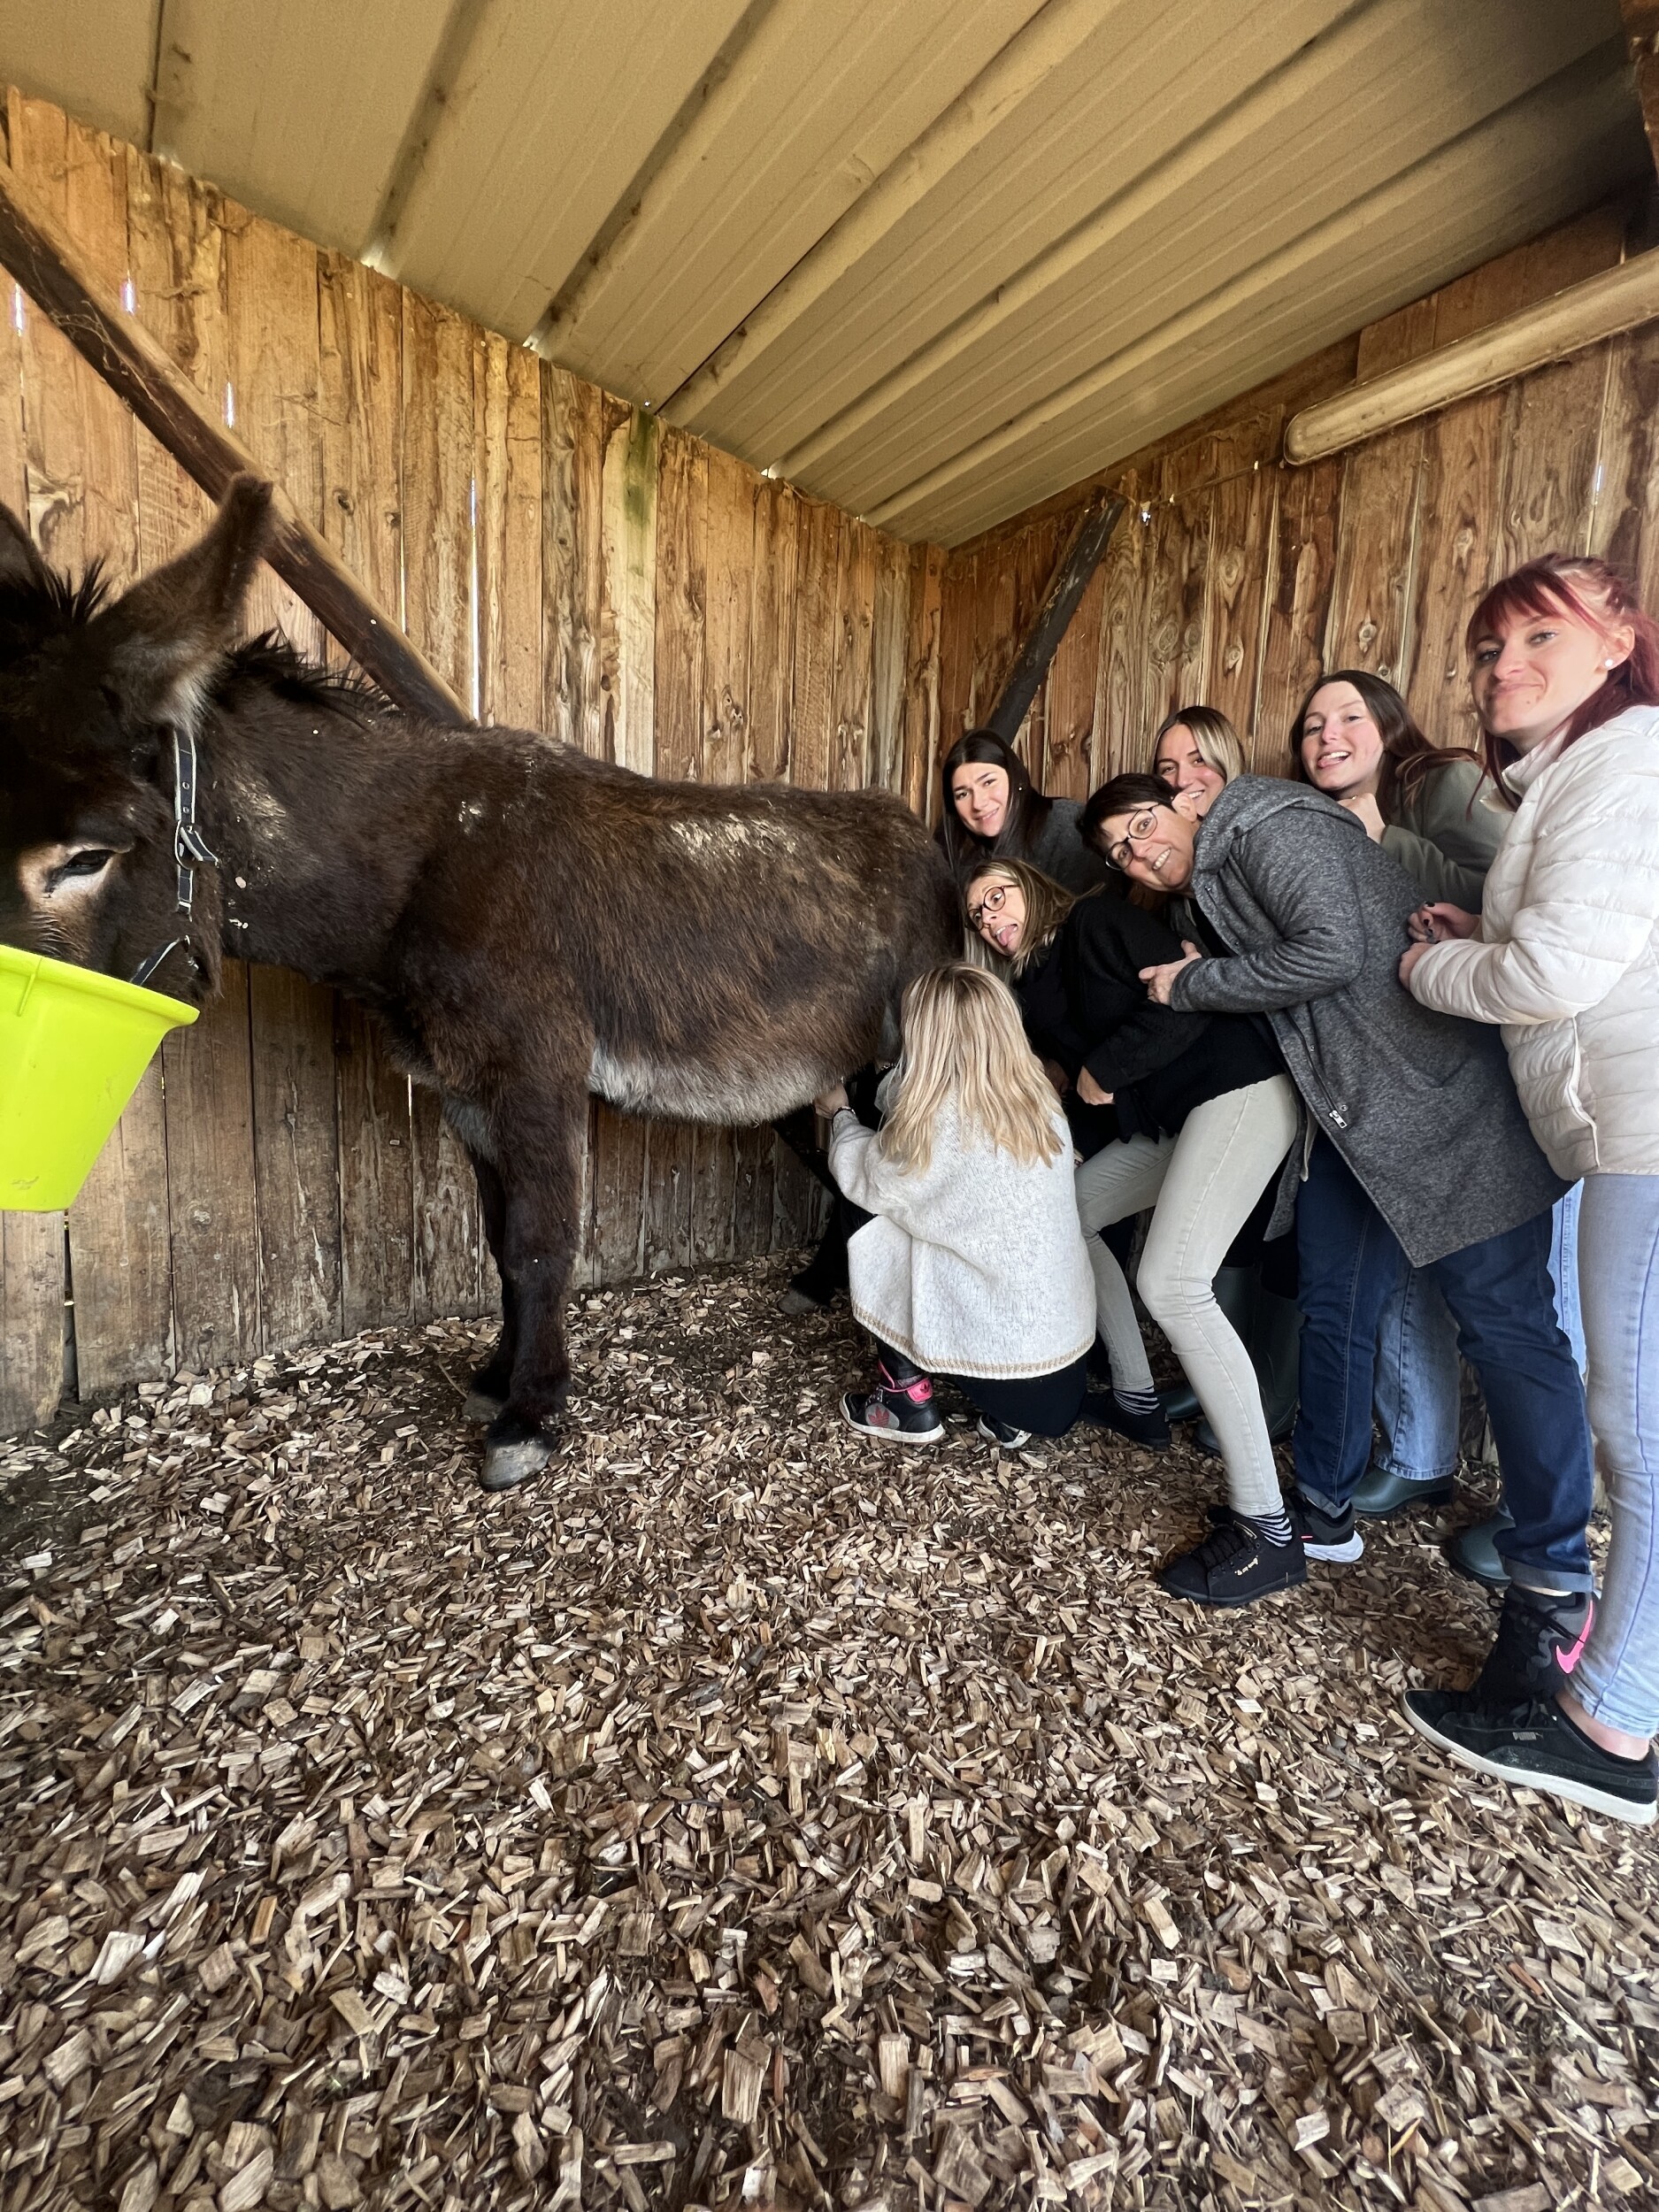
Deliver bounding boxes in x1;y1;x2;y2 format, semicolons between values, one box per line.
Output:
986;495;1125;744
0;155;472;728
1620;1;1659;180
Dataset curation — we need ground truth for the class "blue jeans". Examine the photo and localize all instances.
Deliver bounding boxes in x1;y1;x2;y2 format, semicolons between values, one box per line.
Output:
1372;1181;1587;1482
1572;1176;1659;1739
1295;1138;1593;1589
1372;1268;1462;1483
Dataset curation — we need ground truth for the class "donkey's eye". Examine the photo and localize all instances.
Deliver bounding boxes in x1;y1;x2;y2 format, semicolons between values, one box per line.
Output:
54;848;116;883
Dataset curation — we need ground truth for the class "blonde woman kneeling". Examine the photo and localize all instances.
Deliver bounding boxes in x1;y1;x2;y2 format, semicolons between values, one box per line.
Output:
817;964;1094;1448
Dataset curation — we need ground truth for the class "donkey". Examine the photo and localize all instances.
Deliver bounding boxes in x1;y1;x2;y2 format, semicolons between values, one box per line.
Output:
0;477;959;1487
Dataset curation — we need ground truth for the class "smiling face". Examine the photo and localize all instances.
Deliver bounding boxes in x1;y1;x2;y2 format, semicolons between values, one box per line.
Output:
950;760;1010;841
1098;794;1198;894
967;870;1026;959
1470;592;1636;752
1298;680;1386;801
1152;722;1227;817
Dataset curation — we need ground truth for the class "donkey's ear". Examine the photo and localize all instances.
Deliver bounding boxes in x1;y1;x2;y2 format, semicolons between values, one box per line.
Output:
93;473;276;726
0;503;49;593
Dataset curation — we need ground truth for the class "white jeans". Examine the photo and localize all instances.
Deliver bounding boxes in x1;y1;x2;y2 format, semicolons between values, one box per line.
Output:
1073;1076;1300;1518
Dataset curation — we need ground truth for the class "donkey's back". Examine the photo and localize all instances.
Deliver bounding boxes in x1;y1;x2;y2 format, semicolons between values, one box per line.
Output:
403;730;960;1125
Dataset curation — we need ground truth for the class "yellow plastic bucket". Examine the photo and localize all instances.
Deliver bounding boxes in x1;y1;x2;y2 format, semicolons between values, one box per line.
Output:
0;944;198;1210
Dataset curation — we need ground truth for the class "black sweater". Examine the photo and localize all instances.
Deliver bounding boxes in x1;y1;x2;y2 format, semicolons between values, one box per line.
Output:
1016;893;1282;1142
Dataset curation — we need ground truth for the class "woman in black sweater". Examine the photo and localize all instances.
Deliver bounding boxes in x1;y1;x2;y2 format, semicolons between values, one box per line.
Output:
941;729;1112;895
969;856;1303;1608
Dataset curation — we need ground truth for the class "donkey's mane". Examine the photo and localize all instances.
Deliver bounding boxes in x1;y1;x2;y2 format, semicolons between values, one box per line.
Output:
0;554;399;733
214;631;400;728
0;556;116;650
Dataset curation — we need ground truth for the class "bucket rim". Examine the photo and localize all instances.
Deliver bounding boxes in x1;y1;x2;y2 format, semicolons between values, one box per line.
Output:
0;941;200;1026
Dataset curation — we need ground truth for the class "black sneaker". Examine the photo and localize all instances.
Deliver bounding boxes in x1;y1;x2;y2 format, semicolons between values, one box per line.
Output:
1469;1584;1595;1706
1292;1492;1364;1563
1158;1516;1307;1607
841;1384;942;1446
1077;1391;1171;1448
1402;1694;1657;1827
976;1415;1032;1448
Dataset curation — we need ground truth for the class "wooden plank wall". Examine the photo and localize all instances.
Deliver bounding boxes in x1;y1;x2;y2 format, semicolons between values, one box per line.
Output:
934;198;1652;812
0;91;941;1435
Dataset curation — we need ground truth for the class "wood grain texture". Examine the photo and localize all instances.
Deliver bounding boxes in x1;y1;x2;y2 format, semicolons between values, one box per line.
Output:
227;199;343;1357
403;294;484;1323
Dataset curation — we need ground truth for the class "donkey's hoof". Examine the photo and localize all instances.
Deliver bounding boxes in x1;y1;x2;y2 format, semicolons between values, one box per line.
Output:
463;1386;508;1425
479;1435;553;1492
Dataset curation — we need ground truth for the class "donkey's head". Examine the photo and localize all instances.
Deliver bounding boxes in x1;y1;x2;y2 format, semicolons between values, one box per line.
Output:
0;475;274;1001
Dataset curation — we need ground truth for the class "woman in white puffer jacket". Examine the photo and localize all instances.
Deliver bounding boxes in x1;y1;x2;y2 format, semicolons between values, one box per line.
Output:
1397;552;1659;1827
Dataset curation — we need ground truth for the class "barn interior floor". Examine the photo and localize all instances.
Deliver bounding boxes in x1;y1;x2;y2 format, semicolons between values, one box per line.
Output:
1;1252;1656;2212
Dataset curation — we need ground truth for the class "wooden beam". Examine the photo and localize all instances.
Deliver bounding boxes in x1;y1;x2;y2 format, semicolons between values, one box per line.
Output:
0;154;472;728
986;495;1124;745
1619;0;1659;180
1284;250;1659;465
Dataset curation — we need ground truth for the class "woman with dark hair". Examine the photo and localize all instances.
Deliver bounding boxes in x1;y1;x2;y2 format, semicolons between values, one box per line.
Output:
1293;669;1498;908
1400;552;1659;1826
941;728;1109;894
1293;669;1529;1539
1081;772;1594;1687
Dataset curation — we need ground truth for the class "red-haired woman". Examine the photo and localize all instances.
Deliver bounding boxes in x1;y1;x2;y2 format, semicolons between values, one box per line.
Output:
1401;553;1659;1826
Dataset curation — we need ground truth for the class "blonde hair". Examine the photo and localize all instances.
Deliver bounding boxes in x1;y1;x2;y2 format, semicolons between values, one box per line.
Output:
964;857;1075;979
1150;703;1246;786
879;963;1065;1175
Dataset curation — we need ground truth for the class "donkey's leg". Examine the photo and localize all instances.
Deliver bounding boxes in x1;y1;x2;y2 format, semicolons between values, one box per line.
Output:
463;1148;517;1422
480;1089;584;1493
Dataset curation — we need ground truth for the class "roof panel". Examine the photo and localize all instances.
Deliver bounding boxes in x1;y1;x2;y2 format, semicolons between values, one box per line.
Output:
153;0;453;253
386;0;753;342
791;32;1639;518
0;0;155;147
888;58;1646;538
691;0;1621;482
543;0;1040;403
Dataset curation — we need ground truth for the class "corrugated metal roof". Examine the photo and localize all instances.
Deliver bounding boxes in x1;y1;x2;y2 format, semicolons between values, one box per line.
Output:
2;0;1647;543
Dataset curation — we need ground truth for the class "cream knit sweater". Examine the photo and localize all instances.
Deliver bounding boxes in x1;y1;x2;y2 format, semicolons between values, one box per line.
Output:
827;1099;1095;1379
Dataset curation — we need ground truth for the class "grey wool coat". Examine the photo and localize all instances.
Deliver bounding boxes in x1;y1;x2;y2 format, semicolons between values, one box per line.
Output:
1169;776;1566;1266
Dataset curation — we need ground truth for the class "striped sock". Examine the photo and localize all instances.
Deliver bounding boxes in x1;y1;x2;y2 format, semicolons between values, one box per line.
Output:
1113;1384;1160;1417
1240;1508;1294;1547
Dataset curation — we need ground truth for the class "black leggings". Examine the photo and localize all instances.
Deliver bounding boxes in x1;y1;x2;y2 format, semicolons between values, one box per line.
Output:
878;1340;1088;1438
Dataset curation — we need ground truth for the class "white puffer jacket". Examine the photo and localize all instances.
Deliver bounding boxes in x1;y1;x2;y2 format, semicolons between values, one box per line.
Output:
1406;705;1659;1178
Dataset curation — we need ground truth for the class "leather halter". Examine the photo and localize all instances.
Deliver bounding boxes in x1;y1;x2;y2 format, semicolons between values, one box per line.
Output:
128;726;219;991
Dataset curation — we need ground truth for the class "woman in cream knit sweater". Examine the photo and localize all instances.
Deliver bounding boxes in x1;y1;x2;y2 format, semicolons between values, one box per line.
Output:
818;963;1094;1451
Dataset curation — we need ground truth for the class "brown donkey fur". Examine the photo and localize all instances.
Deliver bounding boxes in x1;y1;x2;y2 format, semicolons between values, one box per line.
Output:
0;478;959;1486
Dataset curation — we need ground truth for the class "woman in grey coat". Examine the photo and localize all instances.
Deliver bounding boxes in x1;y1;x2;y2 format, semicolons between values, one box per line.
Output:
1082;772;1594;1695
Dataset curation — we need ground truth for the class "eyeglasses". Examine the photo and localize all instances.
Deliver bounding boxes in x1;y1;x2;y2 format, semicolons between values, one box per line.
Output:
1104;808;1164;872
967;884;1012;930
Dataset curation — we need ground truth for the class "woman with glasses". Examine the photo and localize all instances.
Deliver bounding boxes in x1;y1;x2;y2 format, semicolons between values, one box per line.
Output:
966;853;1300;1593
1081;772;1594;1691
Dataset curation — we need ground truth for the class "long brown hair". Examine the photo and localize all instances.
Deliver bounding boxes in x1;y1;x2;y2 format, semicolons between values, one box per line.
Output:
879;963;1066;1174
938;729;1055;876
1290;669;1480;818
1466;554;1659;797
964;857;1075;980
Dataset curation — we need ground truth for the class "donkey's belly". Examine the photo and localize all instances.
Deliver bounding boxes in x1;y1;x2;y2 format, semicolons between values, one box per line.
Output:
588;1043;826;1124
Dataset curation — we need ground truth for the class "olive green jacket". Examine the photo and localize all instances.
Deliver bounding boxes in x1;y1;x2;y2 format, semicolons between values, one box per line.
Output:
1380;758;1506;910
